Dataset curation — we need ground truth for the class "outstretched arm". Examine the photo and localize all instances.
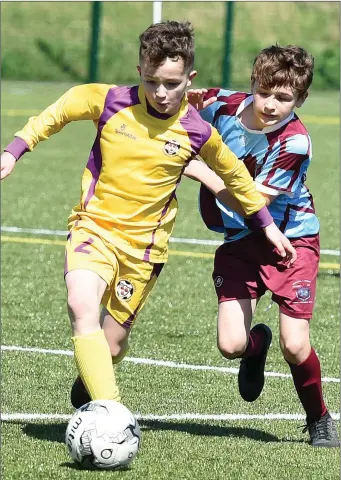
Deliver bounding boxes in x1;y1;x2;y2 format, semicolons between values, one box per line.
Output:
184;158;296;266
1;83;113;178
184;158;246;216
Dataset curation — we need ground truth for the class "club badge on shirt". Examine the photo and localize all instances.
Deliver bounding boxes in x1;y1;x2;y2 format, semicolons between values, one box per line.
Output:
238;134;248;146
163;139;181;156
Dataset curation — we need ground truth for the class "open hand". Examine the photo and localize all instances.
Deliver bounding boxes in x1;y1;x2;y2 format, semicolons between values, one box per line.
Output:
264;222;297;267
187;89;217;111
1;151;16;180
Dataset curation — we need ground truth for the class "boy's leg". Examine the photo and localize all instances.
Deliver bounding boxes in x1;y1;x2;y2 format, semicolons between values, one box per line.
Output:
70;246;164;408
65;228;123;405
71;307;130;408
218;299;272;402
217;298;256;358
66;269;121;403
101;307;130;361
280;313;339;447
214;239;272;402
262;234;338;446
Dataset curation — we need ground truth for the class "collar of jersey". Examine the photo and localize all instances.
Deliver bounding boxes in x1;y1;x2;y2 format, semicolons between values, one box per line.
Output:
138;85;188;122
235;94;295;134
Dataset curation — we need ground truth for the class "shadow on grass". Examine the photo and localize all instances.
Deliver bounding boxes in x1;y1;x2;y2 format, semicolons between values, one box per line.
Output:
141;419;281;442
59;461;131;472
19;419;305;444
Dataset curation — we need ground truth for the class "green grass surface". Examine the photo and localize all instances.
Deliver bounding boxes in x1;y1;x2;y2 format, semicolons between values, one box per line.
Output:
1;83;340;479
1;2;339;89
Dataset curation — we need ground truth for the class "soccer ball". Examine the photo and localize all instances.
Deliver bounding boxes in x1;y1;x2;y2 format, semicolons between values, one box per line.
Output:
65;400;140;469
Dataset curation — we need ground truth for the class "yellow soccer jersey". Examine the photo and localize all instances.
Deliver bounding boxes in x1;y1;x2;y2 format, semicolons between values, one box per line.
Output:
5;83;267;262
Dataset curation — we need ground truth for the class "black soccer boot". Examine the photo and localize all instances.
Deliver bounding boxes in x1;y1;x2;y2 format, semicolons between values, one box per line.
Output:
70;376;91;409
238;323;272;402
303;411;340;447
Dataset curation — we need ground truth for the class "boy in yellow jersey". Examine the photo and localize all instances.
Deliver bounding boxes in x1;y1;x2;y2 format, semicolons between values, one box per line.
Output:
1;21;296;410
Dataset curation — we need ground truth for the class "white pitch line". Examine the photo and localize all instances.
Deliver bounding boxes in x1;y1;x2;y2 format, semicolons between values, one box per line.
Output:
2;345;73;356
2;344;339;384
2;413;72;421
170;236;221;246
1;412;340;422
1;226;339;256
1;226;68;236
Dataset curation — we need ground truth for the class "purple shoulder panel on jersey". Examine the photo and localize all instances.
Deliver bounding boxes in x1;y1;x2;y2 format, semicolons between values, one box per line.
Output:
84;86;140;209
4;137;30;161
179;105;212;156
98;85;140;130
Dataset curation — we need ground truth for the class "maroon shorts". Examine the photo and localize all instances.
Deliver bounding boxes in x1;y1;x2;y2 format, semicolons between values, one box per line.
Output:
213;234;320;319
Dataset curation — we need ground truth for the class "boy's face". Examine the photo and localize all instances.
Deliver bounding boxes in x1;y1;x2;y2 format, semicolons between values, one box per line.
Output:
251;81;307;129
138;57;196;116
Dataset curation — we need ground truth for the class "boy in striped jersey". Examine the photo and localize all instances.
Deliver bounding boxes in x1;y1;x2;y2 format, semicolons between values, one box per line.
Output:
0;23;296;416
185;45;339;447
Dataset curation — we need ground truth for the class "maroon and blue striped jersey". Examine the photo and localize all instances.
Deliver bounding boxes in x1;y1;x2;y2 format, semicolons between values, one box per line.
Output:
199;89;319;241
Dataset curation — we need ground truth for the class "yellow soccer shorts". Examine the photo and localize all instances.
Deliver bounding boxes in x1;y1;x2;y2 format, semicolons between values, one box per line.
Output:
64;227;164;328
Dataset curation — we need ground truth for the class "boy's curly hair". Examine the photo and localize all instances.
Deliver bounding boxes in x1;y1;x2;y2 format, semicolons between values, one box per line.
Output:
139;20;195;72
251;45;314;99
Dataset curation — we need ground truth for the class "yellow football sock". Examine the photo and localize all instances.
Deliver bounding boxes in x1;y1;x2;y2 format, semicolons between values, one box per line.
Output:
72;329;121;402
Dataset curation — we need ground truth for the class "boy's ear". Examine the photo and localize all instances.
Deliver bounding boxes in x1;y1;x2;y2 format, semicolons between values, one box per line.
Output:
296;91;308;108
187;70;197;87
137;65;141;76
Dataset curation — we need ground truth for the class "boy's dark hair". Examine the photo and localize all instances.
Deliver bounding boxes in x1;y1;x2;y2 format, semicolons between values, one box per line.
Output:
139;20;195;72
251;45;314;99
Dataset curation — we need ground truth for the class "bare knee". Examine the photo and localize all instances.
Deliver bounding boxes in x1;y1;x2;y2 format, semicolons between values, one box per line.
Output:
67;293;100;334
66;270;107;334
280;336;310;363
217;299;254;360
67;293;98;319
217;337;247;360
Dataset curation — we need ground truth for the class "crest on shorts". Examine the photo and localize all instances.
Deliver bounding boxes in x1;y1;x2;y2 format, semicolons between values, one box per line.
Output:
214;276;224;288
116;279;134;301
163;139;181;156
292;280;311;302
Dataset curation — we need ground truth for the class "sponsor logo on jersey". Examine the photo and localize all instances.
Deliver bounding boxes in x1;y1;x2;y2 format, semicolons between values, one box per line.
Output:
292;280;312;302
163;139;181;156
116;279;135;301
115;124;137;140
